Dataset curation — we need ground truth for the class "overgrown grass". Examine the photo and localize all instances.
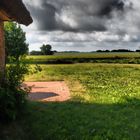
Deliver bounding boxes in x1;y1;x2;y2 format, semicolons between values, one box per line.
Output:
1;63;140;139
27;52;140;64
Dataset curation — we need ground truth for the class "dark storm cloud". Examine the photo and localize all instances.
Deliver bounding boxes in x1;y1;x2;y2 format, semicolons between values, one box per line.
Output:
27;2;57;30
24;0;125;32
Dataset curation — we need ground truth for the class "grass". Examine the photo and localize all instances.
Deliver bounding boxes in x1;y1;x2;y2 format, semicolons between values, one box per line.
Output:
27;52;140;64
1;63;140;139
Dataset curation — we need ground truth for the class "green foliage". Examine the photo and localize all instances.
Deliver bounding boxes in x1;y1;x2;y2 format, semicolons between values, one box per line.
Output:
6;57;29;88
30;51;42;55
40;44;54;55
0;57;30;121
4;22;29;60
0;22;30;122
0;86;27;121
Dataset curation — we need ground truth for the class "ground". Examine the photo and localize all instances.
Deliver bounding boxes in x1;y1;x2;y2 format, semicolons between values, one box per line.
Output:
25;81;70;102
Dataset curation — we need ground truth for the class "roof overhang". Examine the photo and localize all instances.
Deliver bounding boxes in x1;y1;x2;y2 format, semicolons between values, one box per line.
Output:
0;9;11;21
0;0;33;26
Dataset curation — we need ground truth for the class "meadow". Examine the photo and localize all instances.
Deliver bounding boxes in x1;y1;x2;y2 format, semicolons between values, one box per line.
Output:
27;52;140;64
1;63;140;139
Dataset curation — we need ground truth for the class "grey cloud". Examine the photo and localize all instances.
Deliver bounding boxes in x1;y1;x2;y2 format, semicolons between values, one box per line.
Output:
24;0;126;32
28;3;57;30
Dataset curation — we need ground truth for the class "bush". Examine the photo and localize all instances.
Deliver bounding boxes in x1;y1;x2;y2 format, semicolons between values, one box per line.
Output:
0;87;27;121
6;56;29;88
0;56;30;122
30;51;42;55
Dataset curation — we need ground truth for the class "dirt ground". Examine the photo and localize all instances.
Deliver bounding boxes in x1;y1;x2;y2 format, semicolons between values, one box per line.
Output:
24;81;70;102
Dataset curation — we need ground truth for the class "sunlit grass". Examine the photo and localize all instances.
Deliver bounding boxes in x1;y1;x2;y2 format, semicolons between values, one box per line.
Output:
28;52;140;60
26;63;140;104
27;52;140;64
1;63;140;139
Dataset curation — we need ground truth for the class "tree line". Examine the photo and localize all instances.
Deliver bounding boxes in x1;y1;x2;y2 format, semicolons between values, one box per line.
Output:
30;44;56;55
96;49;140;52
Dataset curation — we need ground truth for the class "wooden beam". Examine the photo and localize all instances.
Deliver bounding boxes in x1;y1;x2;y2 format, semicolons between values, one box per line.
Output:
0;10;11;21
0;20;5;84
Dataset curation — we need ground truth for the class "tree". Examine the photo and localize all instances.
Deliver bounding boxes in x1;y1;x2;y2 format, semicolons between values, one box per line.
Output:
136;50;140;52
40;44;54;55
4;22;29;60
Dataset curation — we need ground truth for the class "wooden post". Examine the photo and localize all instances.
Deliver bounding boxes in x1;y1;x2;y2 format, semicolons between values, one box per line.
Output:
0;21;5;85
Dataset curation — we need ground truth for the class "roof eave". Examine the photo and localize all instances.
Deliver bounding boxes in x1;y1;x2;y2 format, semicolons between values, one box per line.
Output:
0;0;33;26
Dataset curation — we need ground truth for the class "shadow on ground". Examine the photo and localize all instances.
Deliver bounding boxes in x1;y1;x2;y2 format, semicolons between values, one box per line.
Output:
1;98;140;140
28;92;59;100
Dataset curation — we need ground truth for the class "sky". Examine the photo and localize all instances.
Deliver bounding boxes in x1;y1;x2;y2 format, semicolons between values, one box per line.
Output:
22;0;140;52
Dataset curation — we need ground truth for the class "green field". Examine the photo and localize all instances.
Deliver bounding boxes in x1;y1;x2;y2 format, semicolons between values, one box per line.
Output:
1;63;140;139
27;52;140;64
